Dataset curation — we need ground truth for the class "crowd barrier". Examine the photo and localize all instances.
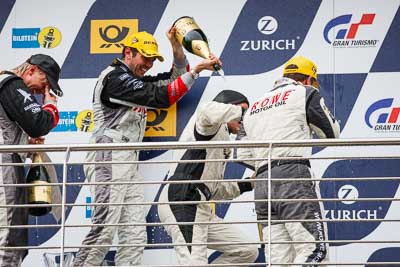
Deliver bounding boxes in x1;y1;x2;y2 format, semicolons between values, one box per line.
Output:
0;138;399;266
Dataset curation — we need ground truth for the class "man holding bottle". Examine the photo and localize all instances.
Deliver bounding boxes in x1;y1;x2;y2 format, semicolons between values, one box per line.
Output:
0;54;61;266
73;27;221;266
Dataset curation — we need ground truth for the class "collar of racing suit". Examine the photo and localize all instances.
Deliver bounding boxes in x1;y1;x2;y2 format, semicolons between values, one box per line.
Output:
271;77;302;92
111;58;131;73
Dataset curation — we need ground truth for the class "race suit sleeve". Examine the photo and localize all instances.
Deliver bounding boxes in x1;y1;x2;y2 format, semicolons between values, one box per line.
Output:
101;58;195;109
0;79;59;138
195;101;250;200
234;122;256;170
212;178;253;200
305;87;340;138
195;101;242;137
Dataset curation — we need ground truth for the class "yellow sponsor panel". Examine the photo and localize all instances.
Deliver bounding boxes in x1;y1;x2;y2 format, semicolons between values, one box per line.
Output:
145;104;176;137
38;26;62;49
90;19;138;54
76;110;94;132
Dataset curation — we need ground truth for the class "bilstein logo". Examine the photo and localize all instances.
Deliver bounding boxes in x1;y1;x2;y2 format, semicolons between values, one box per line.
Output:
37;26;62;48
90;19;138;54
52;110;94;132
323;13;378;47
12;26;62;49
325;185;379;220
145;104;176;137
52;111;78;132
240;16;297;51
76;110;94;132
365;98;400;132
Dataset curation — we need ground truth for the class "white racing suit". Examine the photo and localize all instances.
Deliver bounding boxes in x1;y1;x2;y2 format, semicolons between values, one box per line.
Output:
237;77;340;266
158;100;258;266
0;73;59;267
73;58;195;266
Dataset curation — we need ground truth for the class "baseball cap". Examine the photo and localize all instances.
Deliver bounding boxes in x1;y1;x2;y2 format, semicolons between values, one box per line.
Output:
123;31;164;62
283;56;319;88
28;54;63;97
213;90;249;106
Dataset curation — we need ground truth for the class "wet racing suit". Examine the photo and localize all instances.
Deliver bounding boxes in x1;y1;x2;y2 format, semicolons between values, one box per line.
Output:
73;58;196;266
158;100;258;266
237;77;340;266
0;72;59;267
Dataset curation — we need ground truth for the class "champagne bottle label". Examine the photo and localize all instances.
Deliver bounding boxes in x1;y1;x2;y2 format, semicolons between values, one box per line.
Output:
174;16;221;71
174;16;201;44
28;180;52;204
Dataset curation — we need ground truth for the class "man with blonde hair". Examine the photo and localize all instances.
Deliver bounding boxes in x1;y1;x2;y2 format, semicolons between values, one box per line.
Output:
0;54;61;266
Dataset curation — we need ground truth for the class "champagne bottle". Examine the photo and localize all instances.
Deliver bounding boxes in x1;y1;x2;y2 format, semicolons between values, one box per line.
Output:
26;152;52;216
173;16;221;71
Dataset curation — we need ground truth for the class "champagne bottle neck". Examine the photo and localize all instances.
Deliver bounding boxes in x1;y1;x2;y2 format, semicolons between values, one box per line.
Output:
32;152;43;163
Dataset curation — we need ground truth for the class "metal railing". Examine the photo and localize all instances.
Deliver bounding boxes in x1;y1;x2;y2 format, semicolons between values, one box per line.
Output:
0;138;399;267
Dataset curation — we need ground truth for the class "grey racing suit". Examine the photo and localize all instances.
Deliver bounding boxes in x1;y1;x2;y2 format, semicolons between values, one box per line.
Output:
0;73;59;267
237;77;340;266
158;99;258;266
73;58;196;266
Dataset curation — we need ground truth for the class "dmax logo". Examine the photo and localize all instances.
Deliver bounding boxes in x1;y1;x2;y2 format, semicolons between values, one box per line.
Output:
365;98;400;131
323;13;375;44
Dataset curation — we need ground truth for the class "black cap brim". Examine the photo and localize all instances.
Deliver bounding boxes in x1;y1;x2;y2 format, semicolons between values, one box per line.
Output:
46;75;63;97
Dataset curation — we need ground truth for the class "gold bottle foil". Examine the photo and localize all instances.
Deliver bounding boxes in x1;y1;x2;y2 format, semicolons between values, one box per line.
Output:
174;16;200;43
173;16;212;59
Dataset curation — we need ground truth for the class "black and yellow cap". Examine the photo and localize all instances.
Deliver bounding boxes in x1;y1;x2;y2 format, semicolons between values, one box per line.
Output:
283;56;318;80
123;31;164;62
283;56;320;88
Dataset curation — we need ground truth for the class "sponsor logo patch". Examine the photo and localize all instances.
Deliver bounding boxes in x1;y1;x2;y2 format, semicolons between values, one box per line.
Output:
323;14;379;48
145;104;176;137
90;19;138;54
365;98;400;132
12;26;62;48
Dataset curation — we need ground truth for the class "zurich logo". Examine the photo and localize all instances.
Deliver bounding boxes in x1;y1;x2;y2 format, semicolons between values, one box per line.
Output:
257;16;278;35
338;184;359;205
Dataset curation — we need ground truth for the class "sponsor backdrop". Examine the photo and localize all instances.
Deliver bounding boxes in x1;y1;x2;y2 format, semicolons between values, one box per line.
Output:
0;0;399;265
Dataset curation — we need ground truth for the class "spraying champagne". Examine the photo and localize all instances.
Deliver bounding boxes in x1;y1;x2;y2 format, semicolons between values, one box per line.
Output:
173;16;222;72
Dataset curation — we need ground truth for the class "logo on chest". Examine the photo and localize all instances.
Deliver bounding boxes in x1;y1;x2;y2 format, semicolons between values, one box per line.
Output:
250;89;294;115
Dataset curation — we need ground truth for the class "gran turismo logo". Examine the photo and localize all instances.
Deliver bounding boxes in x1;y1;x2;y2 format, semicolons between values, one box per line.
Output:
323;13;378;47
365;98;400;132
